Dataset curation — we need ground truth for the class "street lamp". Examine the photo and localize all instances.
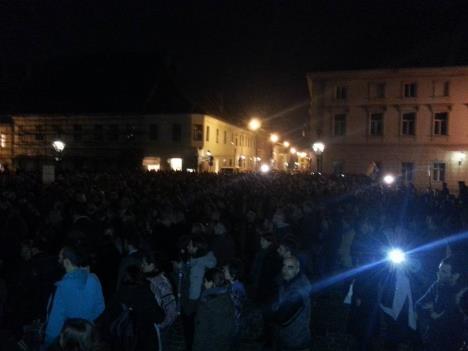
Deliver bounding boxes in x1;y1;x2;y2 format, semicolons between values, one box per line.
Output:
290;147;297;154
248;118;262;170
52;140;66;162
270;133;279;143
312;141;325;173
283;141;290;148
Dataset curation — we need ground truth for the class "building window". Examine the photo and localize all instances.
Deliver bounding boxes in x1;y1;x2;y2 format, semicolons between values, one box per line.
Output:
333;114;346;136
108;124;119;141
401;162;414;182
369;83;385;98
434;81;450;97
35;125;44;141
193;124;203;141
172;124;182;142
223;131;227;144
335;86;347;99
216;129;219;143
401;112;416;136
0;133;6;148
94;124;103;141
403;82;417;97
73;124;82;141
235;137;238;146
433;112;448;136
206;126;210;142
433;162;446;182
149;124;159;141
370;113;384;136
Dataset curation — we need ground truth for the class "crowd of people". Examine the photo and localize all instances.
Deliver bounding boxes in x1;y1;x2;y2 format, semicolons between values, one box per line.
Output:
0;170;467;351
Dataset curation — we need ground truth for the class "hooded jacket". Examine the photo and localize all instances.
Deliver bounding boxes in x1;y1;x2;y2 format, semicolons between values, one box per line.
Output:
188;251;217;301
44;269;105;346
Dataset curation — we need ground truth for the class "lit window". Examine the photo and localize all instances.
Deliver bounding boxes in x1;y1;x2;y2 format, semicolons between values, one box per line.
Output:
169;158;183;171
433;162;445;182
0;133;6;148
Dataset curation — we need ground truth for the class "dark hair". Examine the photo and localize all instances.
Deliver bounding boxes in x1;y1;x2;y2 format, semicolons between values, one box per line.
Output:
190;236;209;258
225;259;243;281
204;268;225;288
61;246;87;267
441;255;465;276
260;232;277;246
122;265;145;286
60;318;98;351
142;250;162;277
279;235;298;253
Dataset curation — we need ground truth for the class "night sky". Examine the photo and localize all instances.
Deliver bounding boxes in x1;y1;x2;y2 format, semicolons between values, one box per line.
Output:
1;0;467;142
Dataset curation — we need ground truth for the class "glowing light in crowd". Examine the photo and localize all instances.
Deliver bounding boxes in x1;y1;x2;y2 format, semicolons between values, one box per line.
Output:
260;164;270;173
387;248;406;264
383;174;395;185
290;147;297;154
270;133;279;143
283;141;290;148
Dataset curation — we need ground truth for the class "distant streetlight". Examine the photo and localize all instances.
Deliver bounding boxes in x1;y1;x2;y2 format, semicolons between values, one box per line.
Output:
312;141;325;172
383;174;395;185
248;118;262;131
52;140;66;153
270;133;279;143
290;147;297;154
283;141;290;148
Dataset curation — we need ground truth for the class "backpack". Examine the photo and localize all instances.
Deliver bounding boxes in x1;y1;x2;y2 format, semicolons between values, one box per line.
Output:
109;303;138;351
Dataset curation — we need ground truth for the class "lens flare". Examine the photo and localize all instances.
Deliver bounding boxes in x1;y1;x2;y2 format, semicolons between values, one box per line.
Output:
387;248;406;264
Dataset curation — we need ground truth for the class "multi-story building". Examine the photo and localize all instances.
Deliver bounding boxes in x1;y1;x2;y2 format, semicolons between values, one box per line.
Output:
0;113;258;172
307;67;468;190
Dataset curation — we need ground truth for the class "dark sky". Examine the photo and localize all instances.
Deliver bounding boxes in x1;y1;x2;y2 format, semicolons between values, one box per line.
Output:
1;0;467;141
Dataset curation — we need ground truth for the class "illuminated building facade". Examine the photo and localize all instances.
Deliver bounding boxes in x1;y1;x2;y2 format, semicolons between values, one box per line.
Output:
307;67;468;190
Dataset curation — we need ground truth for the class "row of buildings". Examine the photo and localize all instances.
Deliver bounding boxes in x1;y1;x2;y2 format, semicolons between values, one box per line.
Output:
0;114;262;173
307;66;468;190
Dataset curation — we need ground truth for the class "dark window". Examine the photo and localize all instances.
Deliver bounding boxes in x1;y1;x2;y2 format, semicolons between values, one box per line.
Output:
94;125;103;141
334;114;346;136
433;162;446;182
402;112;416;136
149;124;159;140
108;124;119;141
370;113;384;136
172;124;182;142
193;124;203;141
53;125;63;138
433;112;448;136
206;126;210;142
73;124;82;141
443;81;450;96
404;83;417;97
35;125;44;141
216;129;219;143
223;131;227;144
336;86;347;99
401;162;414;182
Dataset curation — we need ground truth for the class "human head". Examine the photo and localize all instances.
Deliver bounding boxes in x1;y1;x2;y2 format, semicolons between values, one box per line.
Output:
277;236;297;259
141;251;162;277
438;256;464;286
260;232;276;250
204;268;225;290
59;246;85;273
59;318;97;351
187;236;208;258
223;259;243;283
282;256;301;282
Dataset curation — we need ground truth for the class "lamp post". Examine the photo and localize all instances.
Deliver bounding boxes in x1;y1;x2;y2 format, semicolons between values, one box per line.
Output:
312;141;325;173
52;140;66;162
248;117;262;170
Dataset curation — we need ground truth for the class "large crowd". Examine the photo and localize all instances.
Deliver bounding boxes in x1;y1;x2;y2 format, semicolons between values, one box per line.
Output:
0;170;468;351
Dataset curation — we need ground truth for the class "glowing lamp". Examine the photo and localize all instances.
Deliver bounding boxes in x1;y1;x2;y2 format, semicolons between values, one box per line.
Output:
383;174;395;185
387;248;406;264
260;164;270;173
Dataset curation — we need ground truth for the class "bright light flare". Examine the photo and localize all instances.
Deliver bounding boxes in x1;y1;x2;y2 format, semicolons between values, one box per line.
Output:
283;141;290;148
290;147;297;154
312;142;325;154
383;174;395;185
248;118;261;131
270;134;279;143
387;248;406;264
260;164;270;173
52;140;66;152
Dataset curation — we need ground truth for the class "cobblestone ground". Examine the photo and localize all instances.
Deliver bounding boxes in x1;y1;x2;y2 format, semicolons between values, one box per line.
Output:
168;289;355;351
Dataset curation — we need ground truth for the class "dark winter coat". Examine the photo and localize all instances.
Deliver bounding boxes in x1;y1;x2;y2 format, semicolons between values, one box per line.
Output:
193;287;236;351
273;273;311;351
251;246;282;304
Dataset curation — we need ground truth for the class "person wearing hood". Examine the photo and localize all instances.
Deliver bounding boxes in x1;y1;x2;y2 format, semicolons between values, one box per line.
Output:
43;246;105;347
193;268;235;351
176;235;217;351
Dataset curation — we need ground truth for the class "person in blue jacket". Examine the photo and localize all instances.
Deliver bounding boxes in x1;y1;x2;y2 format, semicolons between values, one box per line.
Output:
43;246;105;347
